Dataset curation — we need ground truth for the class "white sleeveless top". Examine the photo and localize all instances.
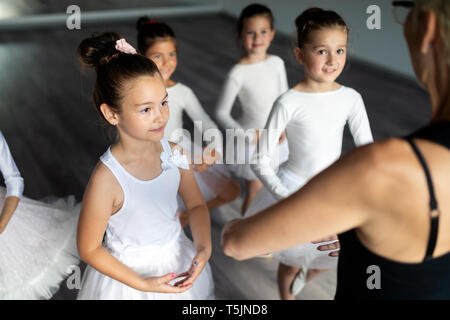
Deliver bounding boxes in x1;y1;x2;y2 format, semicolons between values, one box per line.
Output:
100;138;190;254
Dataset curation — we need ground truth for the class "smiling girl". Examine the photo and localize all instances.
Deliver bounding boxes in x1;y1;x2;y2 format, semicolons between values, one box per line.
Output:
245;8;374;299
76;32;214;299
215;3;290;214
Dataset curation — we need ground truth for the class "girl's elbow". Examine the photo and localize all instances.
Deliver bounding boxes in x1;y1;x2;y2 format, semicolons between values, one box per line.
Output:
77;241;97;263
77;244;89;262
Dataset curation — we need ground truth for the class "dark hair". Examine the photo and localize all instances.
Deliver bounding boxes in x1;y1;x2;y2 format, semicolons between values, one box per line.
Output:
77;31;161;124
237;3;274;36
136;16;176;54
295;8;349;48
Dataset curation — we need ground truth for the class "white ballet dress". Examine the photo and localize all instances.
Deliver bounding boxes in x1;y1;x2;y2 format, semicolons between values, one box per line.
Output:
246;86;374;269
215;55;290;180
166;82;231;209
77;138;215;300
0;131;80;300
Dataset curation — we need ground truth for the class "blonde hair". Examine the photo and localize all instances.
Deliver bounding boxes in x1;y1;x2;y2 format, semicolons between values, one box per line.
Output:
413;0;450;66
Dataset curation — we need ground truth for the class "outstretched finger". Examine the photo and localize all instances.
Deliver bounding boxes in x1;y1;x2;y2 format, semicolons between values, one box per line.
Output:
316;241;340;252
329;250;340;257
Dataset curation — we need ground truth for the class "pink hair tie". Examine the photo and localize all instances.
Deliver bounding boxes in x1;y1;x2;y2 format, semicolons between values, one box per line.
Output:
148;19;160;24
115;38;137;55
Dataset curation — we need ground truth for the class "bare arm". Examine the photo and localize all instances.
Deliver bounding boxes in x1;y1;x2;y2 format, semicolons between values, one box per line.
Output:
177;151;212;256
77;162;190;293
0;196;19;234
222;143;379;260
175;144;212;286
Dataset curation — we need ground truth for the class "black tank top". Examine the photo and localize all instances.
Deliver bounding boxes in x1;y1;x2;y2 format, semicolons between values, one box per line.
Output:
334;121;450;300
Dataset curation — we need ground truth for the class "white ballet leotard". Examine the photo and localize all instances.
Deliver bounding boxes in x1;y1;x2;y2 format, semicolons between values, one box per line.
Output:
77;138;214;299
247;86;374;269
165;82;218;152
215;55;290;180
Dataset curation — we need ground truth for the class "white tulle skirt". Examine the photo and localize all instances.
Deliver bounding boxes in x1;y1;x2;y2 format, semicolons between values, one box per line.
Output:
230;139;289;180
0;187;81;300
245;166;338;270
77;230;215;300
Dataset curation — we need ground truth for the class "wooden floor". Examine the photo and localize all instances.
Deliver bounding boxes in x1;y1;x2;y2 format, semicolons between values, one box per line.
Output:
0;13;430;300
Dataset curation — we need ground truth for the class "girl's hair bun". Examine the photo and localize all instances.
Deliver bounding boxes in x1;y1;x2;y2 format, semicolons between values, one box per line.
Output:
78;32;121;69
295;7;348;48
295;7;323;30
136;16;151;30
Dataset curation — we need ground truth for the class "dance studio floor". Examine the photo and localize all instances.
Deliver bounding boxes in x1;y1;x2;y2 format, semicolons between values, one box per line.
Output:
0;12;429;300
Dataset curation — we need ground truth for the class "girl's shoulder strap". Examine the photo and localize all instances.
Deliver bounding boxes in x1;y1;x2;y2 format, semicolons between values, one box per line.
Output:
99;147;124;180
99;147;113;166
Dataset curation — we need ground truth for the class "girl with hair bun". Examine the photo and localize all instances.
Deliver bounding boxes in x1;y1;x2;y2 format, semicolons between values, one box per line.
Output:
136;17;241;228
76;32;214;300
241;7;374;299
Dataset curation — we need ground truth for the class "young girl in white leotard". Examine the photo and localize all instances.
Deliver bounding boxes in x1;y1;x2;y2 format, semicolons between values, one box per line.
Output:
76;33;214;299
246;8;373;300
215;3;289;214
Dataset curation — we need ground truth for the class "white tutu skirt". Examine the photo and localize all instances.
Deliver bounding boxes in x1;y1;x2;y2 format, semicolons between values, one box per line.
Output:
245;167;338;270
0;187;81;300
77;230;215;300
230;138;289;180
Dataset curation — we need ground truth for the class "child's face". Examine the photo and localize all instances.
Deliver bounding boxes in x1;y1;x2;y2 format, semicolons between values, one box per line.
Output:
117;75;169;142
145;39;177;83
296;27;348;84
240;15;275;56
